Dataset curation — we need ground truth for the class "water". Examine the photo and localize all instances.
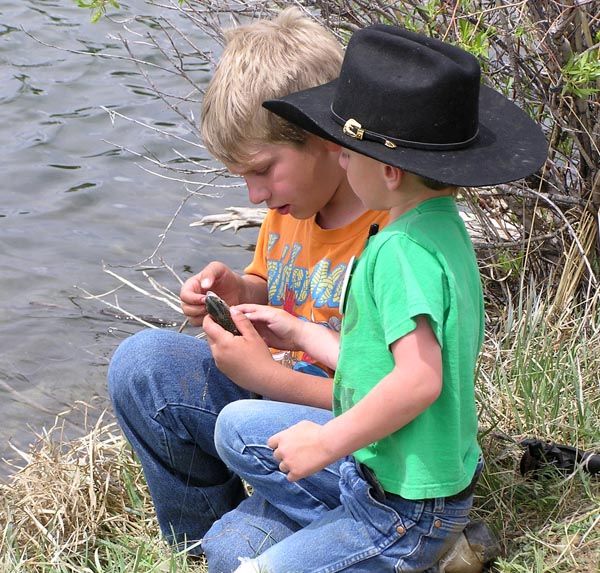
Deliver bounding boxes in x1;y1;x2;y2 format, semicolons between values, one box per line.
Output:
0;0;256;477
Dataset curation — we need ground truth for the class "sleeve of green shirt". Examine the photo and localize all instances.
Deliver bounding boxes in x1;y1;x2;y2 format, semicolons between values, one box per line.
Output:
371;234;448;349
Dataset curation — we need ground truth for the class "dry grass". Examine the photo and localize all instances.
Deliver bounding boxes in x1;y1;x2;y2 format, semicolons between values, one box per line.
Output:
0;406;206;571
0;408;142;563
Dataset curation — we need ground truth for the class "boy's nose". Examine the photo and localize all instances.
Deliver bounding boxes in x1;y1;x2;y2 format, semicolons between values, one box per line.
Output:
245;178;270;205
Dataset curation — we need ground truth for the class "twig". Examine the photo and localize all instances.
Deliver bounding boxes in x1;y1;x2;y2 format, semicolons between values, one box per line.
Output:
101;106;203;149
102;265;183;314
75;286;159;330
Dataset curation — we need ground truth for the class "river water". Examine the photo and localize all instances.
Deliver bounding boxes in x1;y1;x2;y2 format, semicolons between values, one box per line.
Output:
0;0;255;477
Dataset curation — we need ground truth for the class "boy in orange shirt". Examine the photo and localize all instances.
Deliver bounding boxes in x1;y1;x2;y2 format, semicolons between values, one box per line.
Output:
108;8;386;569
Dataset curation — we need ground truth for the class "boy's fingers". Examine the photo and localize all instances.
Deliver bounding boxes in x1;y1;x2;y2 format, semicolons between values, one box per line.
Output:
181;300;206;316
230;307;258;337
201;261;230;290
234;303;259;315
267;433;280;450
196;263;224;294
235;304;269;322
182;306;205;327
181;275;212;306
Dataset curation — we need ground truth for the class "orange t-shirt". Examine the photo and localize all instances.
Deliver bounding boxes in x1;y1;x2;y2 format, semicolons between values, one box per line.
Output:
245;208;388;372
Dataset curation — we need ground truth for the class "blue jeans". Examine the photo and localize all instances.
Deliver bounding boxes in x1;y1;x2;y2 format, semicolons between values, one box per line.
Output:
108;329;251;549
109;330;475;572
213;400;475;573
107;329;332;566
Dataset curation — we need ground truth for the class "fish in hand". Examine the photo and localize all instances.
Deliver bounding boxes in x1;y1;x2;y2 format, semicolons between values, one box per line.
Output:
204;291;241;335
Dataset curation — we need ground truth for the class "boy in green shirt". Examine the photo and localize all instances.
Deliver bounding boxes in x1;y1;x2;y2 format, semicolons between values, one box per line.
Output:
205;24;546;571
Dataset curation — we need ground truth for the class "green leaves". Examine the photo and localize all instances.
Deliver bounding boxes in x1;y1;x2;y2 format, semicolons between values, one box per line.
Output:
561;48;600;98
74;0;120;23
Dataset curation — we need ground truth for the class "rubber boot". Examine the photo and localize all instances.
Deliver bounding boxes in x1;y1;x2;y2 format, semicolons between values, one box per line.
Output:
438;520;501;572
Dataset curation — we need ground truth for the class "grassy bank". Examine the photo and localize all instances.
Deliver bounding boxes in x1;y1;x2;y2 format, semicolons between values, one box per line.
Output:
1;292;598;572
0;411;206;572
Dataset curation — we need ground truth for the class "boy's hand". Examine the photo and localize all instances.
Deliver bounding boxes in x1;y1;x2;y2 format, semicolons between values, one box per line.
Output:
268;421;336;482
235;303;302;351
203;306;275;386
180;262;241;326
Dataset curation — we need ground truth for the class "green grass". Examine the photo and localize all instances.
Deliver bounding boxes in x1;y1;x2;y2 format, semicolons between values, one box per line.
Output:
474;287;600;572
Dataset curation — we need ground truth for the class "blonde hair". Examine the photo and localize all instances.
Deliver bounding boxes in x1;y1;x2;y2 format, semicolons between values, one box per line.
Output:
201;7;343;165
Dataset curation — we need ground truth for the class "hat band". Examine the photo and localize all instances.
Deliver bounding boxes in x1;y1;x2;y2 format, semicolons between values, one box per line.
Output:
330;106;479;151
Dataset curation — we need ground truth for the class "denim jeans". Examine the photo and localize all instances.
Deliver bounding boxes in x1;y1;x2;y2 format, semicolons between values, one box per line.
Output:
214;399;475;573
109;330;475;572
108;329;253;549
107;329;333;565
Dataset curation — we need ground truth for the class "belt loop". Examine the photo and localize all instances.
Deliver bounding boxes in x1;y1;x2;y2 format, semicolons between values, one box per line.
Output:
433;496;445;512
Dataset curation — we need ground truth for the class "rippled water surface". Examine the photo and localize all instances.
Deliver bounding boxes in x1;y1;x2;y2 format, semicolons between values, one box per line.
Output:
0;0;254;476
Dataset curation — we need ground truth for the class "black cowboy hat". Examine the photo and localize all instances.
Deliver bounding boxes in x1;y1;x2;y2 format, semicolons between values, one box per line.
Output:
264;25;547;187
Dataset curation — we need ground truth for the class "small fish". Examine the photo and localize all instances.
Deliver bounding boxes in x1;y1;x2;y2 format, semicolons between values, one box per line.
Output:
205;291;240;335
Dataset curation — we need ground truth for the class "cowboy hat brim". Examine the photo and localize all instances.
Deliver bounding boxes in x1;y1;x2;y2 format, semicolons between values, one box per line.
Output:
264;79;547;187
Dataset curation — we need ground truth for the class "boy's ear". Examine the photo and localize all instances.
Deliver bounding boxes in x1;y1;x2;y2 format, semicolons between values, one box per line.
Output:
383;164;403;190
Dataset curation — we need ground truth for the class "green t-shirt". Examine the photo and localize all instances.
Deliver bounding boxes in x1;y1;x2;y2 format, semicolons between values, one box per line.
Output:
333;196;484;499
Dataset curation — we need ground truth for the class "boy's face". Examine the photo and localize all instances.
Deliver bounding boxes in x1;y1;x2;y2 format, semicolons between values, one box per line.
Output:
224;135;345;220
338;149;389;210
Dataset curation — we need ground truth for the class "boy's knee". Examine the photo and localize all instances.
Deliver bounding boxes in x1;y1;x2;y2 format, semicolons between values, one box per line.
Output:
109;328;160;369
213;401;249;462
214;400;279;476
107;329;167;404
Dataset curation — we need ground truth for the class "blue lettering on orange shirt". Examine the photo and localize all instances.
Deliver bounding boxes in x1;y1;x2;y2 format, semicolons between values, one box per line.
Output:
266;233;347;309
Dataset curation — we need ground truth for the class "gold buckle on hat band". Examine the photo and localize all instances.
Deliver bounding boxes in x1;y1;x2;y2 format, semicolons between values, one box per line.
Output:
342;118;364;140
343;118;397;148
